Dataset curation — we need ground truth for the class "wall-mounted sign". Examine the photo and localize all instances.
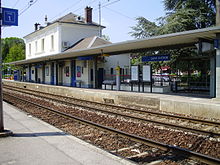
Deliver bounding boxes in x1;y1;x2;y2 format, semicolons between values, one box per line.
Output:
77;56;93;60
143;65;151;82
214;39;219;49
142;55;170;62
2;7;18;26
76;66;81;77
131;65;139;81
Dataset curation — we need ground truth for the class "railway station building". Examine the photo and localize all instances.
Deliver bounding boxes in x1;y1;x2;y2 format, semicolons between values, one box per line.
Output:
12;7;130;88
7;7;220;100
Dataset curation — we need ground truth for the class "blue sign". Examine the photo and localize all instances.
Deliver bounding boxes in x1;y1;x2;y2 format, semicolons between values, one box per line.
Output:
142;55;170;62
2;7;18;26
77;56;93;60
214;39;219;49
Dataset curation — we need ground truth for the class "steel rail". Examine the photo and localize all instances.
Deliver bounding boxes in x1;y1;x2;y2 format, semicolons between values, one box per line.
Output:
3;92;220;165
3;84;220;127
3;86;220;137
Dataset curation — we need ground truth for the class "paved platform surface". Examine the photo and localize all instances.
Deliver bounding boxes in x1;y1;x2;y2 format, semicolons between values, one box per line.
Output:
0;102;135;165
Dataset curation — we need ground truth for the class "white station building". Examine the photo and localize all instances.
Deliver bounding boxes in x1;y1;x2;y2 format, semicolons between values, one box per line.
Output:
17;7;130;88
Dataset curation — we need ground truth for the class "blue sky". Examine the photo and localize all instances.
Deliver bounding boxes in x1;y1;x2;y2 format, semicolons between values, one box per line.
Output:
2;0;165;42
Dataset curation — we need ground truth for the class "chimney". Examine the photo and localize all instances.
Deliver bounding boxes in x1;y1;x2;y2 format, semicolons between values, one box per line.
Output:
45;15;48;25
34;23;40;31
85;6;92;23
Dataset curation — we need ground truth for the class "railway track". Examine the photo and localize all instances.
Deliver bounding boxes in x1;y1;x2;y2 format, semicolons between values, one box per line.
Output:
3;85;220;137
3;91;220;165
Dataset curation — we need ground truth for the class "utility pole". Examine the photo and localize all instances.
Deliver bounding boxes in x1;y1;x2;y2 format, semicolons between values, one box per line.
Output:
0;0;13;136
98;1;102;37
0;0;4;132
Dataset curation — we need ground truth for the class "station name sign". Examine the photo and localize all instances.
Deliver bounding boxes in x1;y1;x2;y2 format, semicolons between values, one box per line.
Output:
77;56;93;60
2;7;18;26
142;54;170;62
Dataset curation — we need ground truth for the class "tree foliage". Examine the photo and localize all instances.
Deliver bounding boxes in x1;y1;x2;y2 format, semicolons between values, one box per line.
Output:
162;0;216;29
130;17;159;38
2;37;25;63
130;0;216;72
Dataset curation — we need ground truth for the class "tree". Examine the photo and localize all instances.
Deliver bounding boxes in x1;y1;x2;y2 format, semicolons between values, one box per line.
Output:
2;37;25;63
4;43;25;63
162;0;216;29
131;0;216;39
130;0;216;73
130;17;159;39
1;37;25;74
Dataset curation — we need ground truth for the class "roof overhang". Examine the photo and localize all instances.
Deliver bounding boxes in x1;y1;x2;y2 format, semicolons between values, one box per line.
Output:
8;26;220;66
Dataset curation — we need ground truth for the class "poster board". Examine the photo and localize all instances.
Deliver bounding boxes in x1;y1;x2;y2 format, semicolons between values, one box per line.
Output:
76;66;81;77
131;65;139;81
143;65;151;82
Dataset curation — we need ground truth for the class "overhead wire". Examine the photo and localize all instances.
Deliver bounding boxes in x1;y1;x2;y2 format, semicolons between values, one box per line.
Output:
103;6;135;21
102;0;120;8
49;0;83;21
77;0;120;17
72;0;97;14
12;0;20;8
19;0;39;16
49;0;115;22
49;0;98;21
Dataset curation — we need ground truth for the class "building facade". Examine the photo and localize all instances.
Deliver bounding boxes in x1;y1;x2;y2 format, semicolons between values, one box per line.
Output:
20;7;130;88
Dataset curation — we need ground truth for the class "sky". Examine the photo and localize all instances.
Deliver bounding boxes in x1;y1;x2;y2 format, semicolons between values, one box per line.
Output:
2;0;165;43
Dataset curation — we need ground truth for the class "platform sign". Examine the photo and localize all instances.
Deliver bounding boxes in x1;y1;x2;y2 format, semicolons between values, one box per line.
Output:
142;55;170;62
143;65;151;82
131;65;139;81
2;7;18;26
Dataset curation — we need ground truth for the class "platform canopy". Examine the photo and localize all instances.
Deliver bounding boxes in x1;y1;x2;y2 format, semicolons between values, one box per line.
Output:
8;26;220;65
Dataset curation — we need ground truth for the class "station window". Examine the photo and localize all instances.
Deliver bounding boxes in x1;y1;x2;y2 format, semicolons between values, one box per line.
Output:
32;70;34;74
110;68;114;75
35;41;38;53
90;69;93;81
29;43;31;56
46;66;49;76
41;38;45;52
120;68;123;75
64;66;69;77
125;68;129;75
51;35;54;50
83;61;87;68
